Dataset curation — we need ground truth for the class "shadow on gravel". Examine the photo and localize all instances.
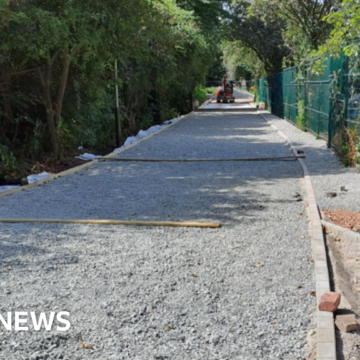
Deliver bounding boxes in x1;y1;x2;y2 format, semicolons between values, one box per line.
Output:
335;331;345;360
0;161;303;225
0;224;85;270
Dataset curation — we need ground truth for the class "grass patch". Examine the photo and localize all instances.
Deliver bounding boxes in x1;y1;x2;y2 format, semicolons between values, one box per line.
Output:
296;100;305;130
206;86;218;95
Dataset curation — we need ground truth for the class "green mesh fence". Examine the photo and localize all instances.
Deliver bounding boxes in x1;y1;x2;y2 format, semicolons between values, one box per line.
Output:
282;68;298;125
257;52;355;147
257;79;263;102
264;79;271;112
304;57;332;140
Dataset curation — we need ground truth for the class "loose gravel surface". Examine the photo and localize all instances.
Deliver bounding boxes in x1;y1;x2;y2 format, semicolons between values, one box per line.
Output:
261;113;360;360
262;113;360;213
0;112;315;359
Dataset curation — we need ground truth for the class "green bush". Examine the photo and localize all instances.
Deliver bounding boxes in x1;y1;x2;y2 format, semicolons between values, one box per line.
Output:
296;100;305;130
0;144;17;176
206;86;218;95
164;108;180;121
193;85;207;103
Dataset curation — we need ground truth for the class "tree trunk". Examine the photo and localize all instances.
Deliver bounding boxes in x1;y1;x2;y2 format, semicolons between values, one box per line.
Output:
1;69;15;138
54;49;70;125
37;49;71;157
38;61;58;156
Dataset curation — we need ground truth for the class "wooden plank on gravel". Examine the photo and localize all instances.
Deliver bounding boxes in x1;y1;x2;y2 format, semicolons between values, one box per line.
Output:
0;218;221;228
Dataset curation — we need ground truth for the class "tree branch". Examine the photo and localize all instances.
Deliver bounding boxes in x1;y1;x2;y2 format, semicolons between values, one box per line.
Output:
318;0;334;21
55;47;71;121
37;68;45;88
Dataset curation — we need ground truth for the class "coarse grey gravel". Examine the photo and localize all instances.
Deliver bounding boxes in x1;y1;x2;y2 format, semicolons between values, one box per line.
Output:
0;112;315;360
262;113;360;213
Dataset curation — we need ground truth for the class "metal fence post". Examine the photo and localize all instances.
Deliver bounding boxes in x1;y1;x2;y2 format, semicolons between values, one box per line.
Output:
328;98;332;148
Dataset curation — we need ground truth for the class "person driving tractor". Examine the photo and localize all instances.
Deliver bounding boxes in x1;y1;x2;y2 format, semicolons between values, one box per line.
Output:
216;76;235;103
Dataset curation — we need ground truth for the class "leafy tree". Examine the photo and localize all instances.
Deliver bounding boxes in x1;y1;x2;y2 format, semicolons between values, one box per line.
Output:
223;41;266;79
251;0;342;50
321;0;360;57
225;2;290;75
0;0;144;155
0;0;219;168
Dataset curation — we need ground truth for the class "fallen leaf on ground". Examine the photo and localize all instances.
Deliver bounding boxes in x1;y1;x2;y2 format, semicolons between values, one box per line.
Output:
5;266;13;271
165;326;172;331
79;341;94;350
192;275;199;278
310;291;316;297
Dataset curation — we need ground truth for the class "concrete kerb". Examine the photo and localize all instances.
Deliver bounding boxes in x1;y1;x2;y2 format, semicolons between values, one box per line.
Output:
258;111;337;360
0;114;191;199
321;220;360;243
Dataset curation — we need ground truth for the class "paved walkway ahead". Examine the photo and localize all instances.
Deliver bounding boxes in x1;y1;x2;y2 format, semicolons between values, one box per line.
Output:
0;111;315;359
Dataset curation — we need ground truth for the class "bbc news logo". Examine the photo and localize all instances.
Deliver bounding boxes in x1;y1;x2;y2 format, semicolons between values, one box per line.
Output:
0;312;71;331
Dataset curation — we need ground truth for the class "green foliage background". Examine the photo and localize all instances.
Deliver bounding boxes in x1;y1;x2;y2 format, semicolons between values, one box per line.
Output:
3;0;359;173
0;0;229;174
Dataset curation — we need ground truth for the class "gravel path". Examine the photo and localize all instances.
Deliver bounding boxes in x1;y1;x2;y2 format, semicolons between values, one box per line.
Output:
0;113;315;359
261;113;360;212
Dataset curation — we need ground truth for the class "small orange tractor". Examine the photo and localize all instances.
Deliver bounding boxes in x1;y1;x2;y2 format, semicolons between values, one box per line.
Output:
216;76;235;103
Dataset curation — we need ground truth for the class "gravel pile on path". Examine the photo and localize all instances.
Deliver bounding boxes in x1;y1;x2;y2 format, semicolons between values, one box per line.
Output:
0;113;315;359
263;113;360;213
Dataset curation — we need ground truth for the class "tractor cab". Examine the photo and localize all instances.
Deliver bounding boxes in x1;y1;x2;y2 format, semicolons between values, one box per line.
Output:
216;76;235;103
